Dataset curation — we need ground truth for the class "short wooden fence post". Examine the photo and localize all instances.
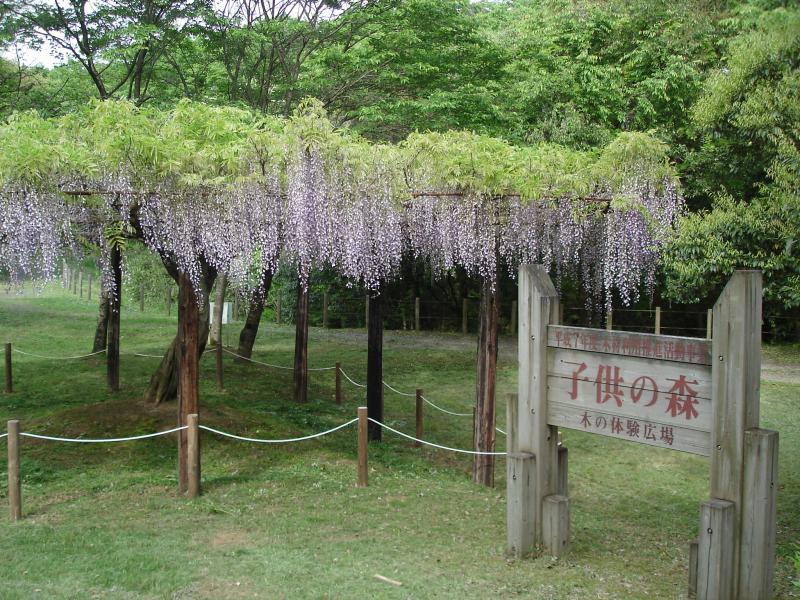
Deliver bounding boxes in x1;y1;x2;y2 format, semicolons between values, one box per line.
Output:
187;414;200;498
697;499;735;600
4;342;11;394
606;308;613;331
335;362;342;405
414;389;423;447
8;420;21;521
78;270;83;298
706;309;712;339
655;306;661;335
357;407;368;487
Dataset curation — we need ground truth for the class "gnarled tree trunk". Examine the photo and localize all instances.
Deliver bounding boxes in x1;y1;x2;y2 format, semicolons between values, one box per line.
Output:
144;257;215;405
177;271;199;494
473;277;498;486
236;268;273;359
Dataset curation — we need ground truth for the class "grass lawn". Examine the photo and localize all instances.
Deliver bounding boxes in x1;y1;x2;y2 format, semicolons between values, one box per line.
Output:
0;285;797;599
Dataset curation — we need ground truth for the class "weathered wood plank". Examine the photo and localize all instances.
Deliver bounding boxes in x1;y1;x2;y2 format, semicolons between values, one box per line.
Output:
507;452;535;557
517;265;560;550
547;402;711;456
739;428;778;599
548;325;711;366
710;270;762;597
542;494;570;557
697;499;735;600
557;446;568;497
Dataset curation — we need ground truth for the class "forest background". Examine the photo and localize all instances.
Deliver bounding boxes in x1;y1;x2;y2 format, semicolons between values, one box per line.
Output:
0;0;797;335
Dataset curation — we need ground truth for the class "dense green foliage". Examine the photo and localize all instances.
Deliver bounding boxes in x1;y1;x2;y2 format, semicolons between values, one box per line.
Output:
0;0;798;319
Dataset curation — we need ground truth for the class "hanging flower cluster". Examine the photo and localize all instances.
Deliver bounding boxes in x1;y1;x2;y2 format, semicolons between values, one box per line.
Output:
0;101;684;308
0;186;76;288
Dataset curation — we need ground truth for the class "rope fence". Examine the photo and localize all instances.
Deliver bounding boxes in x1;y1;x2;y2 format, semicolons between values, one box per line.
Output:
3;406;506;519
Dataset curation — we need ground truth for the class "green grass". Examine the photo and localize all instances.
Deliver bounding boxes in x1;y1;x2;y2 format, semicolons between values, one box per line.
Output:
0;285;798;599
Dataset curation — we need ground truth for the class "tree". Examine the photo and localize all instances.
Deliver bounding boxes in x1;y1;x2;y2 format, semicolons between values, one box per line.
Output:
662;7;800;323
2;0;209;104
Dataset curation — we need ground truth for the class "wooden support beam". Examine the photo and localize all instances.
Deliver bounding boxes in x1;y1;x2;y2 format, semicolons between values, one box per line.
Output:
514;265;561;551
655;306;661;335
710;270;762;596
507;452;535;556
542;494;570;556
697;499;735;600
738;428;778;599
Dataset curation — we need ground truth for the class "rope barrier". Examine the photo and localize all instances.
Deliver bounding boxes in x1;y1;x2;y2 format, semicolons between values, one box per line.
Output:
12;348;106;360
496;427;506;435
420;395;472;417
381;381;416;397
199;419;358;443
339;367;367;388
222;347;335;371
0;433;7;439
368;418;505;456
19;425;187;443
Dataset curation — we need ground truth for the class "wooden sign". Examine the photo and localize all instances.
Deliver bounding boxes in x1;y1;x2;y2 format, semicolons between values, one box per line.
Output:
507;266;778;600
546;326;712;455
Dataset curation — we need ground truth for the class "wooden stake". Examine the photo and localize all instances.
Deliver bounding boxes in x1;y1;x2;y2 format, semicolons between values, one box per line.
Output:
738;428;778;598
415;389;423;447
706;308;713;340
4;343;11;394
655;306;661;335
697;499;735;600
335;362;342;405
357;407;368;488
606;308;613;331
7;420;20;521
78;270;83;298
414;297;420;332
187;414;200;498
462;298;468;334
323;291;329;328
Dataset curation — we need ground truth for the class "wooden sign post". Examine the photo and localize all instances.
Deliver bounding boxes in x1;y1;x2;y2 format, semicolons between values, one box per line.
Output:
507;267;777;599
